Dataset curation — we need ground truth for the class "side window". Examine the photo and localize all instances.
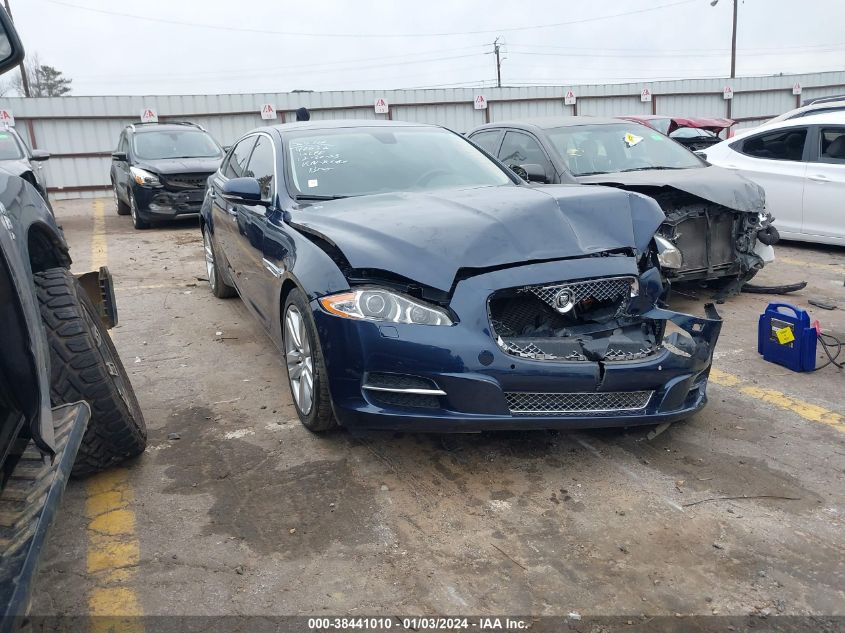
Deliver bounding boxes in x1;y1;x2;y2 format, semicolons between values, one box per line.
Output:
469;130;502;155
225;137;257;179
737;128;807;161
117;133;128;153
816;127;845;164
498;131;554;177
245;136;275;201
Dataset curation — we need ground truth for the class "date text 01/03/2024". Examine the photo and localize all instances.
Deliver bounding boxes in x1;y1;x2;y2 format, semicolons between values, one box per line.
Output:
306;617;531;630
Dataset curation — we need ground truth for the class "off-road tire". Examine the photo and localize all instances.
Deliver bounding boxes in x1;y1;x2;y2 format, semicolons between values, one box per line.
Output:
284;289;337;433
114;183;130;216
33;267;147;476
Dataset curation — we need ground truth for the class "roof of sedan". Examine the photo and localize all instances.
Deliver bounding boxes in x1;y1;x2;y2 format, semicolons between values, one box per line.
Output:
270;119;435;133
475;116;627;130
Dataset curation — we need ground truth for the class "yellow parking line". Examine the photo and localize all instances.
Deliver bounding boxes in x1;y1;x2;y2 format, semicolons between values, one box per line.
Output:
710;368;844;433
86;200;144;632
778;256;845;273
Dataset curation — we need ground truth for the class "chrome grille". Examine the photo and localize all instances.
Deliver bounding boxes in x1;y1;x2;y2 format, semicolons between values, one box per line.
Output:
506;391;653;416
520;276;636;312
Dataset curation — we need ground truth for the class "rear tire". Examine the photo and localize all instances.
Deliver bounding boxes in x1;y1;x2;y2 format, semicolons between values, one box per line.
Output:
283;289;337;433
34;267;147;476
114;184;130;216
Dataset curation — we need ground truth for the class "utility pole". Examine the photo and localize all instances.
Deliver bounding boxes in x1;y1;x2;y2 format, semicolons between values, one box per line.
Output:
2;0;31;96
730;0;738;79
710;0;738;79
493;37;502;88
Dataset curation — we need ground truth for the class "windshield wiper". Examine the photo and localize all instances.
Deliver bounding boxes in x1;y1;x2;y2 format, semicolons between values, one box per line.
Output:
576;171;609;176
618;166;688;172
294;194;348;201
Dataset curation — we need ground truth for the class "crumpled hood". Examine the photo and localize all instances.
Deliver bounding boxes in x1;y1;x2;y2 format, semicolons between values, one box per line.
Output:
0;158;32;178
290;184;664;292
135;156;221;175
577;165;765;214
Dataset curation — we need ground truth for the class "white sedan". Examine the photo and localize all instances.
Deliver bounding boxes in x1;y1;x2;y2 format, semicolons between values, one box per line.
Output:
703;111;845;246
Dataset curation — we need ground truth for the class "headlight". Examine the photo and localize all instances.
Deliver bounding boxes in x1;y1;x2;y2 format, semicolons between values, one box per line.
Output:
654;235;683;269
319;288;453;326
130;166;161;187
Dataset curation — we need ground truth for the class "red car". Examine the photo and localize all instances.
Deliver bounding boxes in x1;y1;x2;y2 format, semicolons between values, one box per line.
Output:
620;115;735;151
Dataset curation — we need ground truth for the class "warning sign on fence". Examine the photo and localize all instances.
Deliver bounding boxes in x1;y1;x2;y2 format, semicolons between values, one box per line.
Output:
374;98;389;114
140;108;158;123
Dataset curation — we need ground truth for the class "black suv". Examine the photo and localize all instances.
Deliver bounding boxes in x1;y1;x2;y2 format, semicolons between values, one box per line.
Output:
110;121;224;229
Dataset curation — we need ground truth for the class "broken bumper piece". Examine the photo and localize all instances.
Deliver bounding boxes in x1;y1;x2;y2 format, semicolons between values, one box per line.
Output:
314;259;723;432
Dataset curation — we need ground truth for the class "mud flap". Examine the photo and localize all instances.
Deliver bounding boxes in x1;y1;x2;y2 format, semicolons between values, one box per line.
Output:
76;266;118;329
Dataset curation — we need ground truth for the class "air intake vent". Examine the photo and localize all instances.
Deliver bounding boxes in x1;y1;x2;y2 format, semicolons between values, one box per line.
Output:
505;391;652;416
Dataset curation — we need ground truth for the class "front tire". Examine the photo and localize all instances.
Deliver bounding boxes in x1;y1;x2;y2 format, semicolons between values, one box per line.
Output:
283;289;336;433
203;227;236;299
34;267;147;476
114;183;130;216
129;191;150;230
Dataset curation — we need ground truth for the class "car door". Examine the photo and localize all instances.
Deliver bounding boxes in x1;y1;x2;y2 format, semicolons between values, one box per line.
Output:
231;134;278;326
496;130;556;183
112;132;131;201
722;126;809;237
802;125;845;242
210;135;257;289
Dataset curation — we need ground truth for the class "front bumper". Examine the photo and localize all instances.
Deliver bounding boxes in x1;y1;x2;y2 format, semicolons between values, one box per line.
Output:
313;259;722;432
132;183;204;218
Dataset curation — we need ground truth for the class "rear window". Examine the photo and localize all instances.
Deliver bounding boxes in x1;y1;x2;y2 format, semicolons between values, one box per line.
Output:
734;128;807;161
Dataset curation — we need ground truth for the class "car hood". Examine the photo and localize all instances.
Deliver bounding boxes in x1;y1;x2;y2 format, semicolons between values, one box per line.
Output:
135;156;222;175
0;159;31;177
576;165;765;214
289;184;664;293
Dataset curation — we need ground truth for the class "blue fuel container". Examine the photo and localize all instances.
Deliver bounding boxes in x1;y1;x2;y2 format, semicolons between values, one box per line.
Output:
757;302;817;372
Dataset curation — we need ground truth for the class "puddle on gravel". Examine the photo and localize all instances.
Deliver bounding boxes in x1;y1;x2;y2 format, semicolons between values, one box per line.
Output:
157;406;380;555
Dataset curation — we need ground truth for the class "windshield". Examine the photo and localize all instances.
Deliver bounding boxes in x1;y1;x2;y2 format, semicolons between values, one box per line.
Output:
546;123;704;176
284;127;512;198
132;130;222;160
0;131;24;160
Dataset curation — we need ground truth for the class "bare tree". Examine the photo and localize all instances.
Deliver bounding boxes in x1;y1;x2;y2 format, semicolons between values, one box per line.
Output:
10;53;73;97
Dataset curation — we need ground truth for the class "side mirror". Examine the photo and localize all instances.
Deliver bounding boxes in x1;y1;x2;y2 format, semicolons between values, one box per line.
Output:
30;149;50;162
513;163;549;183
221;177;267;206
111;151;127;162
0;8;25;77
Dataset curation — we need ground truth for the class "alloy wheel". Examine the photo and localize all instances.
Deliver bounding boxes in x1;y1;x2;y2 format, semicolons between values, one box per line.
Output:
203;230;217;291
284;305;314;415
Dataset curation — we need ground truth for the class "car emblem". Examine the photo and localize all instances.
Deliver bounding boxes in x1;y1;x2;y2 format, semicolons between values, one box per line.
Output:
554;288;575;313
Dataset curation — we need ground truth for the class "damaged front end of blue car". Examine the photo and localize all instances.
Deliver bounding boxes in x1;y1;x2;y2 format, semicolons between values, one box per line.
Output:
302;185;722;432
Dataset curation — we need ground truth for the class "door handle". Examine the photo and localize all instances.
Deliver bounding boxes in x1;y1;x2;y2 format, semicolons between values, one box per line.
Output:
808;174;829;182
208;190;216;200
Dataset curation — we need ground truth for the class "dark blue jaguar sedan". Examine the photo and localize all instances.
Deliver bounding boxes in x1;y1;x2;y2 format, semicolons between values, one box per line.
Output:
199;120;721;433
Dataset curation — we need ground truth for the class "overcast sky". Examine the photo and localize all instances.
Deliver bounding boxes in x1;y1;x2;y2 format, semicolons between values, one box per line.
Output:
7;0;845;95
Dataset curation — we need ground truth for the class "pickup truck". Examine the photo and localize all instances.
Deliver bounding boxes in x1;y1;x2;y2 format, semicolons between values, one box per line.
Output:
0;11;146;629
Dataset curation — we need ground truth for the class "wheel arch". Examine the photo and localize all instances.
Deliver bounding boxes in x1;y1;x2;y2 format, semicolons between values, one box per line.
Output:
27;221;71;274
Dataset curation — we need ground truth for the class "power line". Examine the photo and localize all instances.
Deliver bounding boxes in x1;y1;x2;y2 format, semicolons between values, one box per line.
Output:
42;0;697;39
71;51;490;81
